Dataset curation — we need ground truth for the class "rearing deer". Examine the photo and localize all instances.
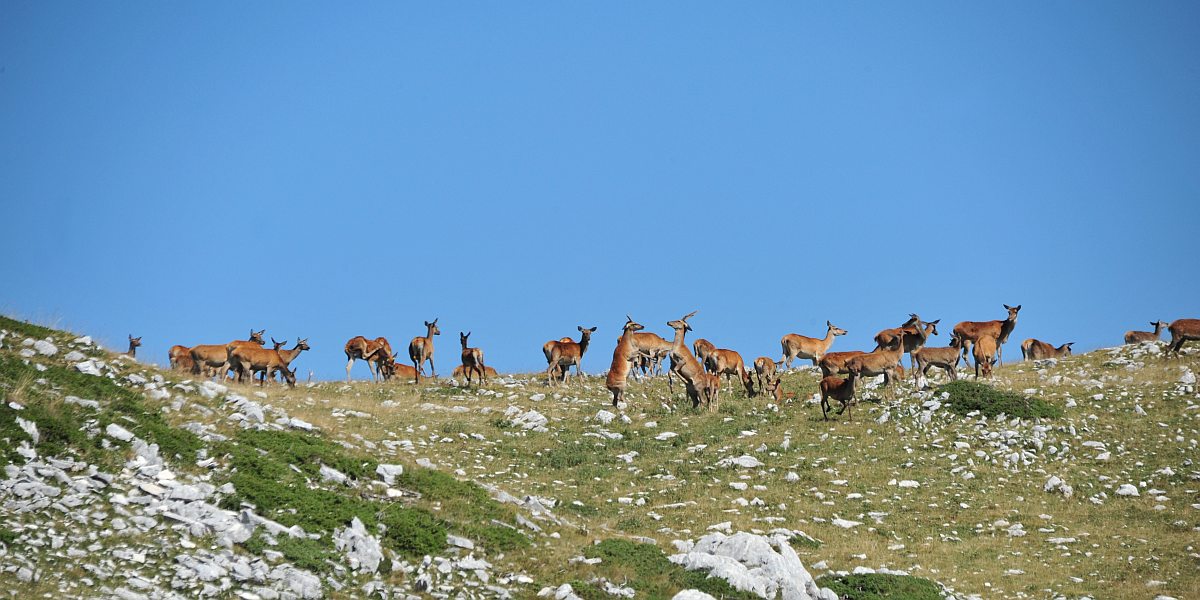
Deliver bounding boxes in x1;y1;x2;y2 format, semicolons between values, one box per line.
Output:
544;326;597;385
780;321;847;369
408;318;441;382
1125;321;1168;345
952;304;1020;366
459;332;487;386
126;335;142;358
606;316;645;407
666;311;720;411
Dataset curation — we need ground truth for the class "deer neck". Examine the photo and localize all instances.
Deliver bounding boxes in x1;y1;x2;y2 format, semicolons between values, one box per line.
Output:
999;316;1017;341
579;335;591;356
127;343;137;357
670;328;689;356
820;328;837;352
279;345;305;363
425;327;436;348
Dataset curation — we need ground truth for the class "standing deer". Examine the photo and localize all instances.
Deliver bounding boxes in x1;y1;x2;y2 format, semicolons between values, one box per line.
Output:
459;332;487;386
408;318;441;382
1021;339;1073;361
845;325;913;393
875;315;939;368
973;335;998;378
819;371;858;421
190;329;265;380
952;304;1020;366
666;311;720;411
780;321;847;369
344;336;393;382
819;350;868;377
606;316;645;407
753;357;781;395
168;345;192;370
912;337;964;385
704;348;755;396
544;326;597;385
229;338;309;387
1125;321;1168;345
693;339;717;372
1166;319;1200;357
125;335;142;357
629;331;673;377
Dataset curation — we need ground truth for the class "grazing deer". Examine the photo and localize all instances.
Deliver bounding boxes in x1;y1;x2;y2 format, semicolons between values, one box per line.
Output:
229;338;309;387
606;316;645;407
912;337;963;385
168;345;192;370
845;325;913;392
459;332;487;386
973;335;998;378
819;350;868;377
544;326;597;385
693;339;717;372
1125;321;1168;345
666;311;720;411
952;305;1020;366
125;335;141;357
704;348;755;396
875;315;939;367
753;357;781;396
1021;339;1073;361
781;321;848;369
454;364;498;381
1166;319;1200;357
819;371;858;421
190;329;265;380
344;336;392;382
408;319;441;381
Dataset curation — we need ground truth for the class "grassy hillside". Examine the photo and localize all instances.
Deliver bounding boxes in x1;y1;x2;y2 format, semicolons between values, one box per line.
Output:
1;314;1196;599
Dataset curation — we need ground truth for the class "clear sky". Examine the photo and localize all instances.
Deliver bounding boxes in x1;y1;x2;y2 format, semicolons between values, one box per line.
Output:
2;2;1198;379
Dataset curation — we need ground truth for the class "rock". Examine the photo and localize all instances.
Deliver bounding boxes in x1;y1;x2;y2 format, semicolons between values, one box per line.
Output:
375;464;404;486
76;360;103;376
333;517;385;573
655;432;679;441
16;417;39;445
106;423;135;442
64;350;87;361
511;409;549;431
1116;484;1139;496
319;464;349;485
672;591;717;600
448;534;475;550
897;480;919;488
668;531;832;600
594;410;616;425
831;518;861;529
1044;476;1074;498
33;339;58;356
1181;370;1196;385
717;455;764;469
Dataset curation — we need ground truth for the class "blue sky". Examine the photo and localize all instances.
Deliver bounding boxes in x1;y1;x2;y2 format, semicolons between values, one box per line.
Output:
2;2;1198;379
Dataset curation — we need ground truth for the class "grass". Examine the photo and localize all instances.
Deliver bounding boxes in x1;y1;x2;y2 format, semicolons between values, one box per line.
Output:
816;573;942;600
584;539;760;600
244;531;341;574
938;379;1062;419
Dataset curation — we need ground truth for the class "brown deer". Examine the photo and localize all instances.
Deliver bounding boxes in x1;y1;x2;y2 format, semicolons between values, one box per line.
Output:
693;339;717;372
380;353;419;382
666;311;720;411
819;350;868;377
780;321;848;369
759;370;783;404
845;326;912;392
229;338;309;387
606;316;645;407
454;364;498;381
1125;321;1168;345
912;337;964;385
972;334;998;378
819;371;858;421
1166;319;1200;357
190;329;266;380
1021;339;1073;361
125;335;141;357
630;332;673;377
753;357;781;395
875;315;939;367
544;326;597;385
952;305;1020;366
344;336;393;382
408;318;441;382
704;348;755;396
245;337;288;383
168;345;192;370
459;332;487;386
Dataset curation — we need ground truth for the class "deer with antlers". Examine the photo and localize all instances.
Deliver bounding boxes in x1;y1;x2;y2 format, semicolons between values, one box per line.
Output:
666;311;720;411
705;348;755;397
606;316;645;407
344;336;393;382
1125;321;1168;345
780;321;847;370
1166;319;1200;357
1021;339;1074;361
408;318;441;382
544;326;597;385
952;304;1020;366
189;329;265;380
124;335;141;358
459;332;487;386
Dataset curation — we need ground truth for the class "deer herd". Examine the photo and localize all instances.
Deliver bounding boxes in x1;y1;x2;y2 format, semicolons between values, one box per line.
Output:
143;311;1200;420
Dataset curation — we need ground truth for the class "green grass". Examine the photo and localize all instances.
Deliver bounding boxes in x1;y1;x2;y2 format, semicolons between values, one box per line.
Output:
938;380;1062;419
0;315;60;341
584;539;760;600
379;506;447;557
0;527;17;547
243;532;339;574
816;573;942;600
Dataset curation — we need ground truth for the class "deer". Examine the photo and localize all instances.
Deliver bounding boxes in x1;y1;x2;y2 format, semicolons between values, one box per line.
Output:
606;316;645;407
819;350;868;377
704;348;755;396
125;335;141;357
693;339;717;372
189;329;266;380
408;318;441;382
952;304;1020;366
665;311;720;411
229;338;309;387
454;364;497;381
1125;321;1168;345
912;337;964;386
629;331;673;377
168;345;192;370
344;336;392;382
379;353;418;382
972;334;998;378
753;357;782;396
242;337;288;383
1166;319;1200;358
459;332;487;386
1021;339;1074;361
544;326;597;385
819;371;858;422
760;369;783;404
845;325;913;393
875;315;939;367
780;321;848;369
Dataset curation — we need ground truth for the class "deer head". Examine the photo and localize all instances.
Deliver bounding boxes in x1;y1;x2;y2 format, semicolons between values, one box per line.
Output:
128;335;142;348
460;332;471;348
426;319;441;336
827;321;848;336
249;329;266;344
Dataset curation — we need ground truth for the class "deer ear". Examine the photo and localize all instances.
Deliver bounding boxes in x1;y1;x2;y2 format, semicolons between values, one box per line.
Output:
931;319;940;325
589;327;597;332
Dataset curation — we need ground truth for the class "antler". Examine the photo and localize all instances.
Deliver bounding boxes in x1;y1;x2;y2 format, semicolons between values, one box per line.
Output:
682;310;698;321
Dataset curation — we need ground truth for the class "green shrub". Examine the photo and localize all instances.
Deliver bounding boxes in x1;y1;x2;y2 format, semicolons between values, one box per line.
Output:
242;532;338;574
585;539;760;600
0;316;59;341
816;573;942;600
0;527;17;546
380;507;447;557
938;380;1061;419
